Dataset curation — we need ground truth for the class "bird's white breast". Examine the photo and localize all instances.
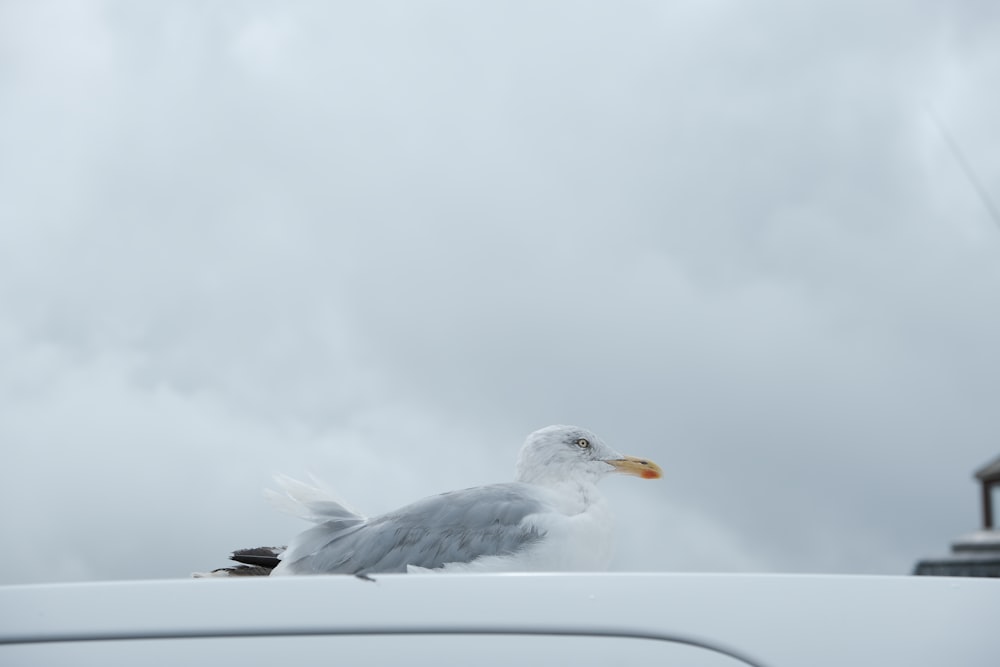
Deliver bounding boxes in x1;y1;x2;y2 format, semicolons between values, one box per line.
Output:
519;489;615;571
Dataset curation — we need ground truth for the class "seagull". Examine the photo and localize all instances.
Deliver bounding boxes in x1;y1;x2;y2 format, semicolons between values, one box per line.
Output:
195;425;662;577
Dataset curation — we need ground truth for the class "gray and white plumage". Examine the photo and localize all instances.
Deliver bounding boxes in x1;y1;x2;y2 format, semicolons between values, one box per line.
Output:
195;425;661;577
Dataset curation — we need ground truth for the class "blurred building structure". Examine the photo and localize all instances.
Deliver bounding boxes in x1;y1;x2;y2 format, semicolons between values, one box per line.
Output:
913;455;1000;577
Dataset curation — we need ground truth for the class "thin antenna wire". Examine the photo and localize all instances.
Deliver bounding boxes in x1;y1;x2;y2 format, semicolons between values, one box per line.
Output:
926;107;1000;231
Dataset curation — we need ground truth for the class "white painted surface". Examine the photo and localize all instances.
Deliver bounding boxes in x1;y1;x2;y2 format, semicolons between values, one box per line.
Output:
1;574;998;667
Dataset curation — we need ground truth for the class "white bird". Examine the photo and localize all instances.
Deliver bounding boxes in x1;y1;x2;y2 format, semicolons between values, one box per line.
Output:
195;425;662;577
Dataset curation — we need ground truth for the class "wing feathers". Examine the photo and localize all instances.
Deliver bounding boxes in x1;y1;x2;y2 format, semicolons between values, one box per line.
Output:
279;483;546;575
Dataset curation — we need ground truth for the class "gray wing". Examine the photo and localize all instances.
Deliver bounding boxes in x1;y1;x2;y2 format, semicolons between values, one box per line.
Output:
280;483;547;575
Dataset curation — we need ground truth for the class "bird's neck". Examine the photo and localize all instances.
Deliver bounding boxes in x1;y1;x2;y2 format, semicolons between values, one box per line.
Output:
519;474;605;514
515;459;606;486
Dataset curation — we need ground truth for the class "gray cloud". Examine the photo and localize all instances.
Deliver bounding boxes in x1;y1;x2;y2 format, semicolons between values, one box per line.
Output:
1;0;999;584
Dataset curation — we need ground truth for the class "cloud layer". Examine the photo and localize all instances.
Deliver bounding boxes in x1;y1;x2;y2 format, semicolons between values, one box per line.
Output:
2;0;999;583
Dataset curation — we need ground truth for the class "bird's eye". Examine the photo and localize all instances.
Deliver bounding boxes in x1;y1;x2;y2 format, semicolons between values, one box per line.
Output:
575;438;590;449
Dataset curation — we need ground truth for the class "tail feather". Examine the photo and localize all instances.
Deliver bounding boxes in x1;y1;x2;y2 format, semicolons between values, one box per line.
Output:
194;474;363;579
265;474;365;527
192;564;273;577
191;546;286;578
230;545;285;569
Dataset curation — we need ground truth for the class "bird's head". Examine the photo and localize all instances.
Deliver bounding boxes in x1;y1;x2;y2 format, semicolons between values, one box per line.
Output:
514;425;662;486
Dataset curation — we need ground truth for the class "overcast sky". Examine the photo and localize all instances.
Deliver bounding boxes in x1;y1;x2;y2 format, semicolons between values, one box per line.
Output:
2;1;999;585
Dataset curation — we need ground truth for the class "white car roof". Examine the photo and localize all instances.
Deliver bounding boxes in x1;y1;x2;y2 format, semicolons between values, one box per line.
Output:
1;573;998;667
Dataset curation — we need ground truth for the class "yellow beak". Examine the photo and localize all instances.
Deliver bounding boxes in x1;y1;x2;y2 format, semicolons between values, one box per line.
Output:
606;455;663;480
